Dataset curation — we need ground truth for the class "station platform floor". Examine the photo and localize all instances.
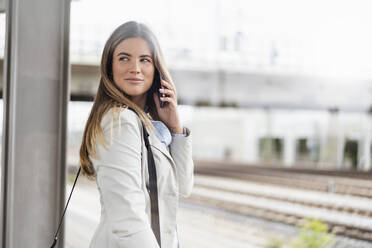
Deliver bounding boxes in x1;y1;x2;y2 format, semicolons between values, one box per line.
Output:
64;175;294;248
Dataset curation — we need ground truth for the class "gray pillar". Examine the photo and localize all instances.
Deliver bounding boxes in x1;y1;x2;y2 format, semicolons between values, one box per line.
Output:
1;0;70;247
359;131;371;171
283;133;295;167
362;115;372;171
320;108;340;169
0;0;4;13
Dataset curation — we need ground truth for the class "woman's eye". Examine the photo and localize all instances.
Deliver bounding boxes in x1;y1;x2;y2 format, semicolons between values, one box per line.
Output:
119;57;128;61
141;58;151;63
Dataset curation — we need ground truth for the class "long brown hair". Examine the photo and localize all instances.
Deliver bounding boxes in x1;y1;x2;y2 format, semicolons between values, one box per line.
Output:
79;21;173;180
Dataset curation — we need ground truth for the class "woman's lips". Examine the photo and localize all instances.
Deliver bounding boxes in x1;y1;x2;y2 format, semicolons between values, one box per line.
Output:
125;79;144;83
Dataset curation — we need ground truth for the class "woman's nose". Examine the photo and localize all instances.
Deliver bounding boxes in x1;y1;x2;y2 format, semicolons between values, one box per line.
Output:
129;60;141;73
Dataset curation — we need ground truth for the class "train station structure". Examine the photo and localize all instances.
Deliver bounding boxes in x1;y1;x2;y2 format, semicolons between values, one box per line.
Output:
0;0;372;247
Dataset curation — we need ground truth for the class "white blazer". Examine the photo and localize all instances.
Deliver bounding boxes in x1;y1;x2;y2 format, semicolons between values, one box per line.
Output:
88;107;194;248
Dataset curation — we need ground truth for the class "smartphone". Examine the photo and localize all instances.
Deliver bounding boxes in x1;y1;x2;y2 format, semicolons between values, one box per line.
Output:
153;68;167;108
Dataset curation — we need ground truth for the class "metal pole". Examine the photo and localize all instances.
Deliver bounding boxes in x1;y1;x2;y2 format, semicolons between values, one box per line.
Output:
1;0;70;247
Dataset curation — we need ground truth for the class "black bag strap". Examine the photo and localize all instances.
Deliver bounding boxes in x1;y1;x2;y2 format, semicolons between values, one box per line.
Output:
50;109;161;247
133;106;162;246
50;167;81;248
142;123;162;247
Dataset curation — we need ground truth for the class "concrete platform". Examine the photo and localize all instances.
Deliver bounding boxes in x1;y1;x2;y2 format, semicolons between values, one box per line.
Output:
64;175;293;248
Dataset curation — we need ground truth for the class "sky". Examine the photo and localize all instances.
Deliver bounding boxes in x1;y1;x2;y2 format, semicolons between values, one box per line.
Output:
1;0;372;79
69;0;372;79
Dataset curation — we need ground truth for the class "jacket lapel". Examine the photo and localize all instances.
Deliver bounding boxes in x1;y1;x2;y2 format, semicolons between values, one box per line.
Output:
148;131;175;164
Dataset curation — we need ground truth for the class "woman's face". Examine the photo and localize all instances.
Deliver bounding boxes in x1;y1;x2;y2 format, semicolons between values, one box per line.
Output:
112;37;155;104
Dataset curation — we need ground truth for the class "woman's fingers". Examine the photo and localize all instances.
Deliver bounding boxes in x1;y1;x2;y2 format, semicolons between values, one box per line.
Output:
161;79;177;97
159;96;176;106
159;88;175;98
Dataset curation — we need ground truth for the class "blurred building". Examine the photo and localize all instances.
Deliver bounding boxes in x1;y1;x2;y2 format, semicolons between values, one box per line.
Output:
64;102;372;171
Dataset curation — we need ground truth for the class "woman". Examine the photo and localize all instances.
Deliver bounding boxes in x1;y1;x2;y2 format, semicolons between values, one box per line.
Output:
79;21;194;248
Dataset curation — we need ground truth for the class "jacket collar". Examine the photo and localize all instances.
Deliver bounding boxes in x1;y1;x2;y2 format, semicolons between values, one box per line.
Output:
147;129;175;164
133;106;174;164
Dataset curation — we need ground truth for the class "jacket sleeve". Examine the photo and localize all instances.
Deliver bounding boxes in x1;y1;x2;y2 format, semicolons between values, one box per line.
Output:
95;109;159;247
169;126;194;197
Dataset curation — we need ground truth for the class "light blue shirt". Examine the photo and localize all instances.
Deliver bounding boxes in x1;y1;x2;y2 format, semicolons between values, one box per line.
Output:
150;120;187;148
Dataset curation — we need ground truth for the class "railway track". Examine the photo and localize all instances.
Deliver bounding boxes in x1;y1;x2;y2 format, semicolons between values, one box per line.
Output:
195;160;372;198
191;161;372;244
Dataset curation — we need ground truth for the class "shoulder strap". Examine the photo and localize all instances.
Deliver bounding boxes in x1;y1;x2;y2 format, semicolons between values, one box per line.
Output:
142;123;162;247
129;106;162;246
50;167;81;248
